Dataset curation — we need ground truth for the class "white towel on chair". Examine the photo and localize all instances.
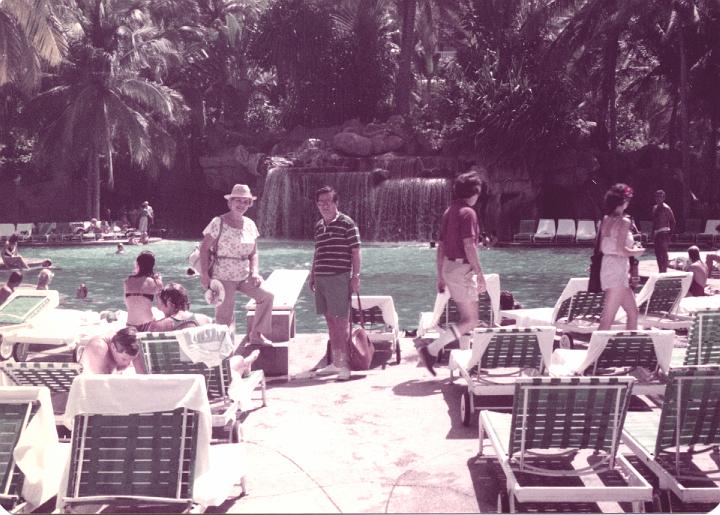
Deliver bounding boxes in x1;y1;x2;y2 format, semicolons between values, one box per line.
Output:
175;324;237;368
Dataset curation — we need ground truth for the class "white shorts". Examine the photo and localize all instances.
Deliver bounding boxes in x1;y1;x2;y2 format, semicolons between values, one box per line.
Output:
601;254;630;290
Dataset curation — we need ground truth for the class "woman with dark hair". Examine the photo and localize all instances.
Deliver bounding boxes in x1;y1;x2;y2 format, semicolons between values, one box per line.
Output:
149;283;212;331
123;250;163;331
2;234;30;269
414;171;487;376
597;183;645;330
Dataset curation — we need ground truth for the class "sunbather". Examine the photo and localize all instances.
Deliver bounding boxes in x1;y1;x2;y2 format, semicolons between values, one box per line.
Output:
124;250;163;331
80;327;141;375
2;234;30;269
686;245;707;296
148;283;212;331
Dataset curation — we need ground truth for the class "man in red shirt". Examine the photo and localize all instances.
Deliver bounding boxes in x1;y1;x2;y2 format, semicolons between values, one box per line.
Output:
415;171;487;375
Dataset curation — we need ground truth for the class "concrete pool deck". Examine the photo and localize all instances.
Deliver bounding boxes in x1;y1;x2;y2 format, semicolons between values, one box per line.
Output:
212;335;718;514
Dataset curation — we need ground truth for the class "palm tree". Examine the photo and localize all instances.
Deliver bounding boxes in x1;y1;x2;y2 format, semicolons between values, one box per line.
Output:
394;0;417;116
0;0;67;93
28;1;188;218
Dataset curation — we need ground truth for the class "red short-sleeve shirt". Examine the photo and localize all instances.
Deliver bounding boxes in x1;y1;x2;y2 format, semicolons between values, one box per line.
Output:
439;201;479;259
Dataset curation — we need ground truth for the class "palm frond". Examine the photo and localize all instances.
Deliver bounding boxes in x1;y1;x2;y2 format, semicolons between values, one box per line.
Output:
117;78;187;122
3;0;67;66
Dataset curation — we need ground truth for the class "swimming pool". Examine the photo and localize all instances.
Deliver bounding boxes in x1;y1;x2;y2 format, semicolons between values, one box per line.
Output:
7;240;596;333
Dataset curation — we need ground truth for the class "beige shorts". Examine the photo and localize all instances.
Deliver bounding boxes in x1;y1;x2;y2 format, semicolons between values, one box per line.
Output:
442;259;479;303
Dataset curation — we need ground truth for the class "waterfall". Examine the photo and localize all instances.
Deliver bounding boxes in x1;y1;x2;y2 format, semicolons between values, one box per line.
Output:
258;167;451;241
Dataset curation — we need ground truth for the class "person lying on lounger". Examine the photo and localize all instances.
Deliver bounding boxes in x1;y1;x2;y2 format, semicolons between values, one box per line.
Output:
148;283;212;332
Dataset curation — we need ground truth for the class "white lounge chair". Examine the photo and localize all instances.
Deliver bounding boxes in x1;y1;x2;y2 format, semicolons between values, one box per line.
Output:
635;272;693;330
350;295;401;365
622;366;720;511
0;224;15;242
548;329;675;396
479;376;652;513
0;386;66;513
13;224;33;242
575;219;597;244
417;273;502;340
696;219;720;247
555;219;576;244
57;375;247;512
245;269;309;342
532;219;556;243
449;326;555;425
512;220;536;243
0;289;60;361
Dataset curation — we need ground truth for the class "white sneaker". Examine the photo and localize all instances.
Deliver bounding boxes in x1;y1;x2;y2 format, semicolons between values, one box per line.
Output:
315;363;343;376
336;368;351;381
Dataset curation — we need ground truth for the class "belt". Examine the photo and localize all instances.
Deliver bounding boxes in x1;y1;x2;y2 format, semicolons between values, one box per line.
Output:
448;258;469;264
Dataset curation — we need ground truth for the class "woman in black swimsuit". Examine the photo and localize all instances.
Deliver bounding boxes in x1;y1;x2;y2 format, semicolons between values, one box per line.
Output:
123;251;163;331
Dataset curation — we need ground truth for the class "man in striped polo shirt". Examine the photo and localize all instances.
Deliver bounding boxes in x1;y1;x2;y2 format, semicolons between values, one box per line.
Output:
310;186;362;381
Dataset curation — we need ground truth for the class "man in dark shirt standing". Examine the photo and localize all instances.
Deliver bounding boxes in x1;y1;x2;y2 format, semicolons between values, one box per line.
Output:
415;171;486;376
309;186;361;381
652;189;676;273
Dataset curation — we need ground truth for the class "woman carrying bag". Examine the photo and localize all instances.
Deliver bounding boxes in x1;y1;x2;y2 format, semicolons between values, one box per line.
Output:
597;184;645;330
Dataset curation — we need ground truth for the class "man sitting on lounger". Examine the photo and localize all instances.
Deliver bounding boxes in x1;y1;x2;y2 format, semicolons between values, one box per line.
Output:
686;245;708;297
81;327;142;375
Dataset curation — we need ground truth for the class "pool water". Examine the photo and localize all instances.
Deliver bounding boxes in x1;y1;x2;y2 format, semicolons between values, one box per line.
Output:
8;241;596;334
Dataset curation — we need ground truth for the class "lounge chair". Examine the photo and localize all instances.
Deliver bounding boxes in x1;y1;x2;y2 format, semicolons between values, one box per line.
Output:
479;376;651;513
0;289;60;361
138;324;266;442
58;374;247;513
696;219;720;248
548;329;675;396
417;273;502;340
501;277;625;347
673;218;702;244
555;219;576;244
1;386;65;512
0;362;81;394
30;223;55;243
682;308;720;366
575;219;597;244
13;224;33;242
448;326;555;425
635;272;693;330
532;218;556;244
622;366;720;511
0;224;15;243
350;295;401;365
512;220;536;243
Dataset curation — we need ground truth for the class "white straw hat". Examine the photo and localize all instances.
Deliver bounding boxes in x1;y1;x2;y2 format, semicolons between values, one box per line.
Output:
224;184;257;200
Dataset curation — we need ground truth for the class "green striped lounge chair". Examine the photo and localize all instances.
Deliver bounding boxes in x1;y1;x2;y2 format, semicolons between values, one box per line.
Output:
549;329;675;396
479;376;652;513
137;326;266;443
0;393;40;512
636;272;693;330
622;366;720;511
0;362;81;395
682;308;720;367
448;326;556;426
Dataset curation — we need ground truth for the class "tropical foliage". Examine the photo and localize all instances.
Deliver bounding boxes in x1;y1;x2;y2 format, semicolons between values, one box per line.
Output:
1;0;718;222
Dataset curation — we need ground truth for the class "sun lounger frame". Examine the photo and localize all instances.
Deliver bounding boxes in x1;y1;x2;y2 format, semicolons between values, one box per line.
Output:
138;330;266;442
63;407;200;513
683;309;720;366
479;376;651;513
0;362;81;393
449;327;553;426
350;304;401;365
622;366;720;507
637;275;693;330
0;399;39;512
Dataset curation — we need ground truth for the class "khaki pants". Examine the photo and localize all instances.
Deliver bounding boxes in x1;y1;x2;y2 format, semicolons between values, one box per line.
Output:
215;278;274;337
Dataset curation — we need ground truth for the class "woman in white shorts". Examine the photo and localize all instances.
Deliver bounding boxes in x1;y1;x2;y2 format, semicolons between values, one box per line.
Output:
597;184;645;330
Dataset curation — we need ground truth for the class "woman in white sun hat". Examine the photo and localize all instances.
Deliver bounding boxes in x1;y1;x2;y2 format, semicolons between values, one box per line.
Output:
199;184;274;344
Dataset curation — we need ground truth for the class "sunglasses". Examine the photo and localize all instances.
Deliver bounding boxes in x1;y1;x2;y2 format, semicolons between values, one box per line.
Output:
113;340;140;358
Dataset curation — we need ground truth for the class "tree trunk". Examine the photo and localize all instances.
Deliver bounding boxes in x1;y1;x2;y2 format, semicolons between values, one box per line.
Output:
678;31;691;220
87;152;101;219
598;28;620;174
395;0;417;116
710;113;719;198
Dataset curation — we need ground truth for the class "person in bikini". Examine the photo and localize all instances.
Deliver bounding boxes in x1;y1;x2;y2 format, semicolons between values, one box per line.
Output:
123;250;163;332
149;283;213;331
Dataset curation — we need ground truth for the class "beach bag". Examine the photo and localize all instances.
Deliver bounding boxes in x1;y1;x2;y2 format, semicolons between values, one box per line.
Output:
588;225;603;293
348;294;375;371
